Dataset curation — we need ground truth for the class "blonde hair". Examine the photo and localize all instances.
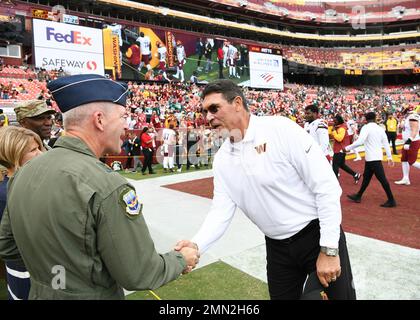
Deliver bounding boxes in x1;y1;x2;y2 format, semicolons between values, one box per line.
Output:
0;126;44;170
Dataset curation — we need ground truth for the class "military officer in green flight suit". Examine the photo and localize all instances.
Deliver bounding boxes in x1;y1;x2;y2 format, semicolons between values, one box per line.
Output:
0;74;199;299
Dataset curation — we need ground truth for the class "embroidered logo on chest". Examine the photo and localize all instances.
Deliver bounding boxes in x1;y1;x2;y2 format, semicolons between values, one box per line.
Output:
254;143;267;154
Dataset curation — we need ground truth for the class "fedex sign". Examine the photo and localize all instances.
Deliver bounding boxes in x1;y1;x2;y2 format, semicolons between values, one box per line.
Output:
33;19;104;75
46;27;92;45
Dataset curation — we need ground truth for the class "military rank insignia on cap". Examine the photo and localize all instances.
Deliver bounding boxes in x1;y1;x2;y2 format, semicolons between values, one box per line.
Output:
120;188;143;217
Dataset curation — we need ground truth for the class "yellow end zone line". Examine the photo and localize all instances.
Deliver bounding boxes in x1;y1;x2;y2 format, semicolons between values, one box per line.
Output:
149;290;162;300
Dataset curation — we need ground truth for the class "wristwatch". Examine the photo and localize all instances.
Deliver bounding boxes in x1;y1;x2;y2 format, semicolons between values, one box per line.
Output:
320;246;339;257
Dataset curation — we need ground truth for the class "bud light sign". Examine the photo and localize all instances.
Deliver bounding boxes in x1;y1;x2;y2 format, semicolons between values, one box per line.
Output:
33;19;104;75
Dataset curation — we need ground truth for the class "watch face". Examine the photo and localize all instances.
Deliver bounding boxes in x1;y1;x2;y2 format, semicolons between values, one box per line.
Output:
327;248;338;256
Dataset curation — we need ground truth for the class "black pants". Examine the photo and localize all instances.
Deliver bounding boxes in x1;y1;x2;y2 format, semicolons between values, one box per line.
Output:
141;148;153;173
333;152;357;178
386;132;398;155
218;59;224;79
357;160;394;201
265;219;356;300
124;154;132;170
186;142;198;169
175;145;183;169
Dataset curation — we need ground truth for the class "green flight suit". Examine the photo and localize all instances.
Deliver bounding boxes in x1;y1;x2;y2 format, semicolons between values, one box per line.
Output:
0;136;186;299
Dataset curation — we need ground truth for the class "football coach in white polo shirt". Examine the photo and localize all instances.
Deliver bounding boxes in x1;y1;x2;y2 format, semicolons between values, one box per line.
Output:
176;79;356;300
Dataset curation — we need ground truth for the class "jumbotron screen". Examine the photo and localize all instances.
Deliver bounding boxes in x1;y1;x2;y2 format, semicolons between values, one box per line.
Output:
32;17;284;89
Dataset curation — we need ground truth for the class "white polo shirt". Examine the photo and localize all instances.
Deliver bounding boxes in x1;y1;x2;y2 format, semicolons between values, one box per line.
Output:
346;122;392;161
192;115;342;253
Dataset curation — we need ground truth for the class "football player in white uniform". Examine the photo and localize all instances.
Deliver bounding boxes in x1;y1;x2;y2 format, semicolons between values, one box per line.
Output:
174;40;186;82
395;110;420;185
136;32;152;71
227;44;239;79
161;124;177;172
304;105;333;164
156;41;170;81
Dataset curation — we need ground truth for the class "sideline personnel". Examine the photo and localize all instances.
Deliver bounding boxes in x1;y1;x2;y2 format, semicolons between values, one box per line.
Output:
14;100;56;150
175;80;356;300
0;74;199;299
346;112;396;208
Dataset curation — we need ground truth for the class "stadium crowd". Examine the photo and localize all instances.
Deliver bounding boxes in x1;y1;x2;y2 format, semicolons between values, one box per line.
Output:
0;64;419;173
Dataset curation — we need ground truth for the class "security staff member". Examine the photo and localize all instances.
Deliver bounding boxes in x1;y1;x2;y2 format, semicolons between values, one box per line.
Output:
346;112;396;208
176;80;356;300
385;113;398;155
0;74;199;299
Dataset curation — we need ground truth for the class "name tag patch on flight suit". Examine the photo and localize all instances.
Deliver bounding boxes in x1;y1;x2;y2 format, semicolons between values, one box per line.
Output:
120;188;143;217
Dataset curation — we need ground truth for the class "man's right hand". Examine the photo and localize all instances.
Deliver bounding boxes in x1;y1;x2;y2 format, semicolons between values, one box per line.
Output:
178;246;200;274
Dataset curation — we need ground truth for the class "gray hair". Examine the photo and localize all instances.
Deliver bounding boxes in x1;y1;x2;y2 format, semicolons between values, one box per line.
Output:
63;102;114;129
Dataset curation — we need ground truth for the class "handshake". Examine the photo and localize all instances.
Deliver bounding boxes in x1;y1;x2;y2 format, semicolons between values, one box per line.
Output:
174;240;200;274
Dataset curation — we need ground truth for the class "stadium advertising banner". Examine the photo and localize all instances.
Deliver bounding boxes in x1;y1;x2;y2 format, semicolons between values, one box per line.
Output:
249;46;283;90
33;18;104;75
102;22;250;85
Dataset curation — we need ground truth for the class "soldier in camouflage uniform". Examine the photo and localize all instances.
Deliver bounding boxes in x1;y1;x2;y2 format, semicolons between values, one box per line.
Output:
14;100;56;150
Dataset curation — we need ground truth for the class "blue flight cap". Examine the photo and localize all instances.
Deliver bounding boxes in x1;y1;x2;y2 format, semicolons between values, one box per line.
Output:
47;74;128;113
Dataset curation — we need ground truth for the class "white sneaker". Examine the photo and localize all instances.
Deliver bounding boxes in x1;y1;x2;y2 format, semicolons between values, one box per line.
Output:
394;179;410;185
177;168;182;173
353;157;362;161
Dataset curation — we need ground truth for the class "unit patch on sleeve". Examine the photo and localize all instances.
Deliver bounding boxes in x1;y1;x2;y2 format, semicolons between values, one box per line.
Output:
120;188;143;218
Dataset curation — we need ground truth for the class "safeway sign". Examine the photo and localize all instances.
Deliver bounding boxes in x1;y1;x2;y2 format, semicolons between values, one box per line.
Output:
33;18;104;75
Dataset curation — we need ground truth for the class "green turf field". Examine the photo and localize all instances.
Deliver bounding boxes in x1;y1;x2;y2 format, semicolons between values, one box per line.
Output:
0;261;269;300
119;163;212;181
133;53;249;85
127;261;269;300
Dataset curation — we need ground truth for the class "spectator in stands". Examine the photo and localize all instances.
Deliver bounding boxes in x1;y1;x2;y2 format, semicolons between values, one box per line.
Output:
0;74;198;299
0;126;45;300
17;84;27;94
175;79;356;300
14;100;56;150
0;109;9;127
331;114;361;183
346;112;396;208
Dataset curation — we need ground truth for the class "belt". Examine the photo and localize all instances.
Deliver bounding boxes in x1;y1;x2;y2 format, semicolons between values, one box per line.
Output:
267;219;319;244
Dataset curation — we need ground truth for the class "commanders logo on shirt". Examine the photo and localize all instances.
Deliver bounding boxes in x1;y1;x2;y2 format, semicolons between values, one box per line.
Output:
255;143;267;154
120;188;143;218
